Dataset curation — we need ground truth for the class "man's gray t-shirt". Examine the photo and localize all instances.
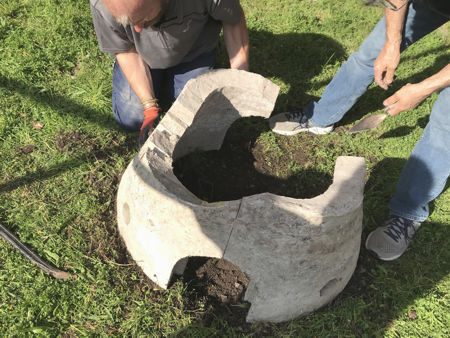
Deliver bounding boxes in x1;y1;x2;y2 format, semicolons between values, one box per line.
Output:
90;0;242;69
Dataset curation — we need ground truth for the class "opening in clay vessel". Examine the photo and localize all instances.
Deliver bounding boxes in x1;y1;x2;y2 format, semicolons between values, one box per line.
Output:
173;117;334;202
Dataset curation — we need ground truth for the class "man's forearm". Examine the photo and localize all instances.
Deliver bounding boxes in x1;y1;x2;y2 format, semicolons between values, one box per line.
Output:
222;6;249;71
418;63;450;95
384;0;408;45
116;49;156;105
374;0;409;89
383;64;450;116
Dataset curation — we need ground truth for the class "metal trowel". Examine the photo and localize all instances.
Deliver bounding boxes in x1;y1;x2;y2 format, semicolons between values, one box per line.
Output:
346;104;395;134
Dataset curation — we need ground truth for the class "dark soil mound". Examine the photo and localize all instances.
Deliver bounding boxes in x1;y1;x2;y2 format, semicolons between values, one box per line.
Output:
173;117;333;202
179;257;251;328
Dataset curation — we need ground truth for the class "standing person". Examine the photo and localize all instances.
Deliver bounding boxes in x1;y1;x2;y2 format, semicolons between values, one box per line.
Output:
90;0;249;142
269;0;449;261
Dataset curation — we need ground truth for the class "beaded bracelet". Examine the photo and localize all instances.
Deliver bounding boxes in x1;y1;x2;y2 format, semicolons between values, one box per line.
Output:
141;97;159;109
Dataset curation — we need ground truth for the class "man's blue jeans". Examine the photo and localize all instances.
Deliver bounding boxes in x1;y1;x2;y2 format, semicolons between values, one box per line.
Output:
112;50;215;132
304;2;449;222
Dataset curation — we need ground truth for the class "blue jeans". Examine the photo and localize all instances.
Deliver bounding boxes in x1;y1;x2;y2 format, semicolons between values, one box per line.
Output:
112;50;215;132
304;1;449;222
389;86;450;221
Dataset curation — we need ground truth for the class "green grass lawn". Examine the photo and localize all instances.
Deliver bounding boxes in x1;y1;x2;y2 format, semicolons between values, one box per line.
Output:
1;0;449;336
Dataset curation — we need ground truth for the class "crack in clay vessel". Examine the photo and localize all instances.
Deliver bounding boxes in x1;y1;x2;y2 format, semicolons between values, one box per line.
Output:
116;69;366;323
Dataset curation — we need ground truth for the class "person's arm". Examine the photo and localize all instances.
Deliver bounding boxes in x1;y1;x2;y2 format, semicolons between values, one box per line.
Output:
383;63;450;116
374;0;409;89
116;48;160;140
115;48;157;107
222;6;249;71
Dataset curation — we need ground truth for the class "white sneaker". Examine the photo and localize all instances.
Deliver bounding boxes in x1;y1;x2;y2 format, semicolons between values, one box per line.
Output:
269;110;333;135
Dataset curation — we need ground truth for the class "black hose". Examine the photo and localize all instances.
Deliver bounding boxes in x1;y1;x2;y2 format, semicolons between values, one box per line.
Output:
0;223;74;279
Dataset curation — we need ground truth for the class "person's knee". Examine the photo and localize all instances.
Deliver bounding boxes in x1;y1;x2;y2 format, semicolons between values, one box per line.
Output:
350;45;379;70
112;61;146;131
112;101;144;132
429;88;450;130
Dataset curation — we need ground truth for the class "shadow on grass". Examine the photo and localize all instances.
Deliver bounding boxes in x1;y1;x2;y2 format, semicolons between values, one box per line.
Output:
0;73;114;129
0;72;139;193
216;30;348;110
378;115;429;139
0;132;137;193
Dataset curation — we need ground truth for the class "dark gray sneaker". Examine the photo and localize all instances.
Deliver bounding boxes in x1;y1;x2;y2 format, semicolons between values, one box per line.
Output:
365;215;421;261
269;110;333;135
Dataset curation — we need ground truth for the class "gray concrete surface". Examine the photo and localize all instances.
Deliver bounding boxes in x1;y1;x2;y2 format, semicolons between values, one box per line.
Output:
116;69;366;322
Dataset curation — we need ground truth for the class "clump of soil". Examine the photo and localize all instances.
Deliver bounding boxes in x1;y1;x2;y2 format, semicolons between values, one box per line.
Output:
180;257;251;328
188;258;249;304
14;144;37;155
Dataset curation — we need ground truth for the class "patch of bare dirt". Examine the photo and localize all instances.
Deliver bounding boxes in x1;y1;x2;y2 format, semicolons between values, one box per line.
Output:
14;144;36;155
70;61;83;79
54;130;102;154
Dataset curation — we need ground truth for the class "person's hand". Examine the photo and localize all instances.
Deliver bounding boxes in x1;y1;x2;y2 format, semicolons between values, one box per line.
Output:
383;83;428;116
139;106;161;143
374;42;401;90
